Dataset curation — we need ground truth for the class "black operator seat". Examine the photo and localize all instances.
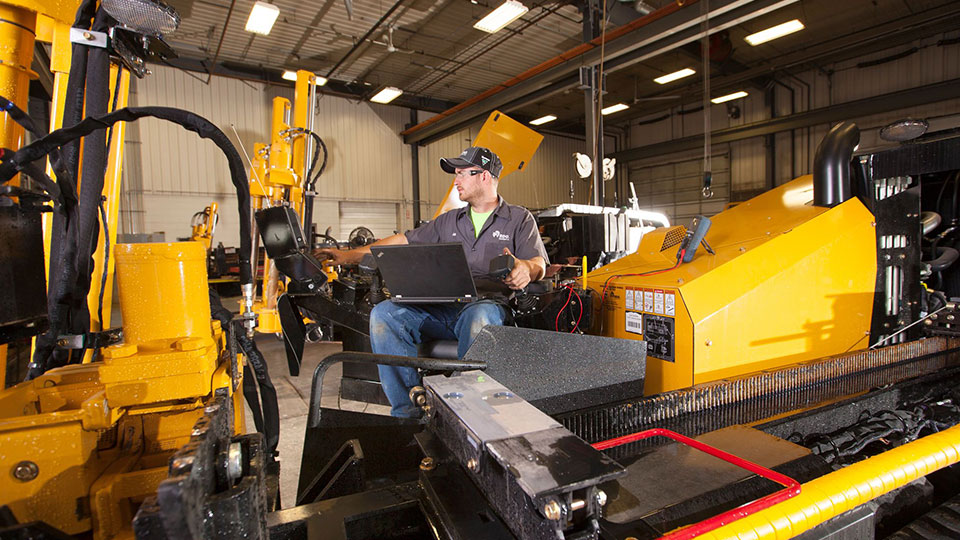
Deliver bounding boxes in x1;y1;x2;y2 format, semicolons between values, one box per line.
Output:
255;206;328;289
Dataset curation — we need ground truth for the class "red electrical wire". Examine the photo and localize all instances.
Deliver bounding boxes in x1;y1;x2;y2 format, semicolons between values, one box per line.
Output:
571;286;584;333
599;248;686;328
555;285;574;332
592;428;801;540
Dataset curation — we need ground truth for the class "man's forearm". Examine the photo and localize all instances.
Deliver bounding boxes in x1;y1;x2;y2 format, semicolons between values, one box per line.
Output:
522;256;546;281
338;233;408;264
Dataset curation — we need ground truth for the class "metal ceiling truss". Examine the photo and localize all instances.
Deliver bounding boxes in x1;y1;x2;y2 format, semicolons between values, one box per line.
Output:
401;0;799;145
610;78;960;163
153;55;460;113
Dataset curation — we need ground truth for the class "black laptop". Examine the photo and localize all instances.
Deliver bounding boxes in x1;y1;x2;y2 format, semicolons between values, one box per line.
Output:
371;243;477;303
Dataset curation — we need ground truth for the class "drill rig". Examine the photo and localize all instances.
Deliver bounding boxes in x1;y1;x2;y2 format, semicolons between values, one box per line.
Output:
3;0;960;538
0;0;264;538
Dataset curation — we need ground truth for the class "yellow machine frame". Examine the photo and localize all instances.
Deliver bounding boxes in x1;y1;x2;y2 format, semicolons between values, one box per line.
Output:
190;201;219;251
0;2;245;537
248;70;317;334
432;110;543;218
586;175;878;394
0;242;243;538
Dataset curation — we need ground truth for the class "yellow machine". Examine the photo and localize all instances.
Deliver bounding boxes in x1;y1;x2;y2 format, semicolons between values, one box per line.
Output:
587;174;877;395
0;0;256;537
0;242;243;538
248;71;320;334
189;201;219;250
432;110;543;217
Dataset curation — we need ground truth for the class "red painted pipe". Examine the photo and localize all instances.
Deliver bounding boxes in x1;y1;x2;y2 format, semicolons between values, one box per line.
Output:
591;428;801;540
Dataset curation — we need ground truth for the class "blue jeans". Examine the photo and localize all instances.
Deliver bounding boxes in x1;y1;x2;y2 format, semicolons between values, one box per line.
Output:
369;301;508;417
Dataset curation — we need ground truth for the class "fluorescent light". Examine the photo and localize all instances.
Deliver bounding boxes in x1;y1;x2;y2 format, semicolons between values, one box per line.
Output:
245;1;279;35
282;71;329;86
370;87;403;104
654;68;696;85
473;0;528;33
529;114;556;126
745;19;804;46
711;91;748;104
601;103;630;115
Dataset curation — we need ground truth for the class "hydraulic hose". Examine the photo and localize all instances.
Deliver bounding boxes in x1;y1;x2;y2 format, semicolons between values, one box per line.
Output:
0;105;254;286
924;246;959;273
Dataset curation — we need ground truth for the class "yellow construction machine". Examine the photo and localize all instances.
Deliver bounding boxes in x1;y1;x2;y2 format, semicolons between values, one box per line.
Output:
0;0;264;537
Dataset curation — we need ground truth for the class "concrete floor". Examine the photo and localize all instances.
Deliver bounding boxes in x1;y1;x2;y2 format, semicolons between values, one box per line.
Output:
243;335;390;508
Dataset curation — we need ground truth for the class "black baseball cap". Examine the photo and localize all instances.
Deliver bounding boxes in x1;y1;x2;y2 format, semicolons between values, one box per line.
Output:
440;146;503;177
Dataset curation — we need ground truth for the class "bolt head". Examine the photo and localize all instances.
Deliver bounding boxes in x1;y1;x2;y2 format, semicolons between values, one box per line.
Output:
467;458;479;472
419;457;435;471
596;489;607;506
543;500;562;521
83;31;94;40
13;461;38;482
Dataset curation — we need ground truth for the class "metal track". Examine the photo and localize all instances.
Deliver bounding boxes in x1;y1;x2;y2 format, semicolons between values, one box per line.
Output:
558;338;960;454
888;492;960;539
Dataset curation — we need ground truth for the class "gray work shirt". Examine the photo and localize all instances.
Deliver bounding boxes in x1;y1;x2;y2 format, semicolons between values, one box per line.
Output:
404;197;549;277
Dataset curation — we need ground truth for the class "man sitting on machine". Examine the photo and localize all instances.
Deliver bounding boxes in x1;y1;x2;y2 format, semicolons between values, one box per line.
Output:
317;146;548;417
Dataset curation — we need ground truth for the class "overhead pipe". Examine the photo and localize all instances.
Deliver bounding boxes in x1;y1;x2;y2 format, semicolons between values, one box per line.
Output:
205;0;237;84
812;121;859;207
696;423;960;539
325;0;406;80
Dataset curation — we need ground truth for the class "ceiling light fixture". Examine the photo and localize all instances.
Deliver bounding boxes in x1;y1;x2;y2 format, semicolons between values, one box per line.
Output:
370;87;403;104
711;91;748;104
744;19;804;46
245;1;279;35
473;0;528;34
282;71;329;86
654;68;696;85
529;114;556;126
601;103;630;115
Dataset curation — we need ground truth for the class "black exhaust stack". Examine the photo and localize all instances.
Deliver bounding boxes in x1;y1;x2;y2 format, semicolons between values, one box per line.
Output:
813;121;860;207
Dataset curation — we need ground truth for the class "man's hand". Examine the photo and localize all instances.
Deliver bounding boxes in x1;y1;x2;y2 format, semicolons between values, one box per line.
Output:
313;248;359;265
501;248;543;290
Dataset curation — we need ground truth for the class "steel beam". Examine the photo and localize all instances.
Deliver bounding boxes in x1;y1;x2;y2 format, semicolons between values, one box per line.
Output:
402;0;798;145
151;55;459;113
611;3;960;125
610;78;960;164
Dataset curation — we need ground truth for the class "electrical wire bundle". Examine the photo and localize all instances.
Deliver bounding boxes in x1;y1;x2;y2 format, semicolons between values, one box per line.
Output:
0;0;254;379
554;284;585;333
790;395;960;465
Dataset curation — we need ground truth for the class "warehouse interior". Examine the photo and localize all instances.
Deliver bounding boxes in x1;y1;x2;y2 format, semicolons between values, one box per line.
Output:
3;0;960;538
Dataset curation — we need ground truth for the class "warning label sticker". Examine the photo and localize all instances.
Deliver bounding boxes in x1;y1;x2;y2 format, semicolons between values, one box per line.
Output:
625;289;634;310
654;289;664;314
665;291;675;316
643;290;654;312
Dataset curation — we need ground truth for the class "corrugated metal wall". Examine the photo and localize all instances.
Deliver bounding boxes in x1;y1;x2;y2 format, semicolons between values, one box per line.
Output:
124;37;959;243
124;67;593;246
125;65;416;246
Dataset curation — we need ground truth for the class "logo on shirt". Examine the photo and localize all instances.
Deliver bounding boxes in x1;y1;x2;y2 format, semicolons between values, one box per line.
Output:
491;230;510;241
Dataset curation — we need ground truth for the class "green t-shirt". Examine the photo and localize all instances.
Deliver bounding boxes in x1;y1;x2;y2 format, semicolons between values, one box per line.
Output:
470;208;494;238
